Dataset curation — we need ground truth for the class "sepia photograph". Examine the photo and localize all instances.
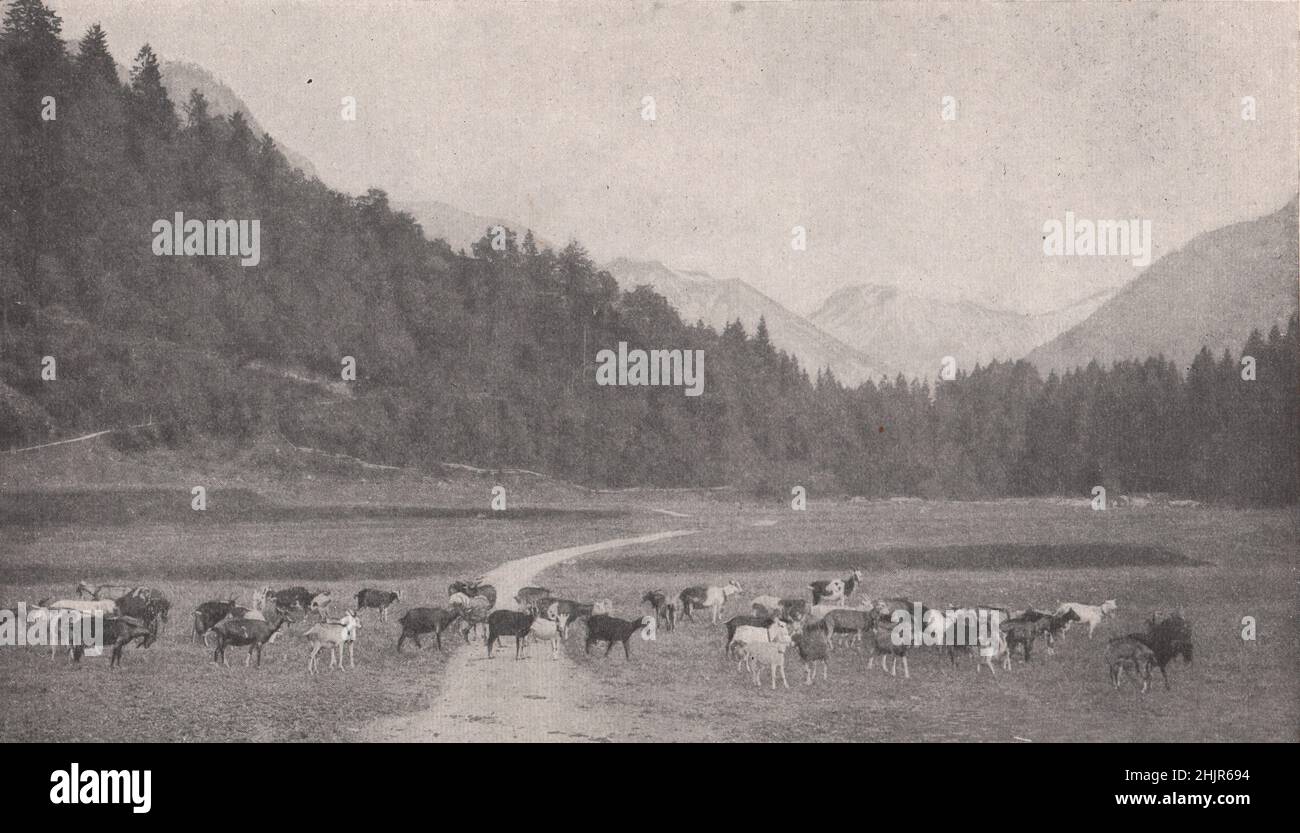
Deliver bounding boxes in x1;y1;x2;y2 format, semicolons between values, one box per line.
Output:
0;0;1296;776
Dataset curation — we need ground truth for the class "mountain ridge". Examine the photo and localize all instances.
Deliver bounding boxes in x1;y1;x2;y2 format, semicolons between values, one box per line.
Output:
1026;196;1299;374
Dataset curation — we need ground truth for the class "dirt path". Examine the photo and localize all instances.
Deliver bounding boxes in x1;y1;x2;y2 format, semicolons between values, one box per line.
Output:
362;529;697;743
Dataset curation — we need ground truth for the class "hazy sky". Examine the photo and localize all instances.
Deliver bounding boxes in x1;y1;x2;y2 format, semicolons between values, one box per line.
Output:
50;1;1298;315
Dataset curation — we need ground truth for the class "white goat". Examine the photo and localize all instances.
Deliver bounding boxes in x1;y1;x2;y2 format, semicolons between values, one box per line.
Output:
738;641;790;689
975;626;1010;675
525;606;571;660
305;611;361;674
46;598;118;615
704;580;743;624
729;618;792;670
1055;600;1117;638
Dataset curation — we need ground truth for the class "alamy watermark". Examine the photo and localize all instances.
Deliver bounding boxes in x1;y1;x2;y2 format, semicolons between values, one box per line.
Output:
151;212;261;266
0;604;105;655
1042;212;1152;267
595;342;704;397
50;763;151;813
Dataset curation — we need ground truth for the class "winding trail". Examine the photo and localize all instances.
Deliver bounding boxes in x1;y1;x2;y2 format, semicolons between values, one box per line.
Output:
362;529;697;743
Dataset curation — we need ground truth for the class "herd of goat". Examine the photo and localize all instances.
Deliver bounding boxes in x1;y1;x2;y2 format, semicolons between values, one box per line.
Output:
8;570;1193;693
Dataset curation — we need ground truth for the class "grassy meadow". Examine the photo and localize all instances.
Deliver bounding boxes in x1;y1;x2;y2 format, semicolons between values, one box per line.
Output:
0;480;1295;742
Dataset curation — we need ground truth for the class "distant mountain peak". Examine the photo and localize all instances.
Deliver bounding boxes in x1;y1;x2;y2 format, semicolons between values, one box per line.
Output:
1025;196;1299;375
808;280;1114;379
605;258;880;383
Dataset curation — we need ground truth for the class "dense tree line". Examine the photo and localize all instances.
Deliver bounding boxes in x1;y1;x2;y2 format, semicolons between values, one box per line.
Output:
1;1;1295;504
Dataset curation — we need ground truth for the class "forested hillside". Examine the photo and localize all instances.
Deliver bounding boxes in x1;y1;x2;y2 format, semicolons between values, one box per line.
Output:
1;0;1295;504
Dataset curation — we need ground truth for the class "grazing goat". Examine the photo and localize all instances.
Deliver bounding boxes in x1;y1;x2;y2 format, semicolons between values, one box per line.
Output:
867;623;911;678
1106;636;1156;692
1133;613;1193;690
115;588;171;635
448;580;497;609
778;599;809;622
793;629;830;684
724;615;784;654
71;615;155;667
525;607;571;660
927;607;1007;673
738;641;790;689
449;593;493;642
728;618;792;669
1010;608;1078;654
809;569;864;605
585;614;655;659
306;611;361;674
265;587;332;618
822;607;877;652
642;590;676;632
678;580;742;624
354;588;399;622
515;586;551;609
975;626;1010;675
1054;600;1117;638
753;596;809;623
396;607;460;652
1000;618;1041;665
534;597;595;633
210;611;290;668
486;610;537;659
193;599;239;642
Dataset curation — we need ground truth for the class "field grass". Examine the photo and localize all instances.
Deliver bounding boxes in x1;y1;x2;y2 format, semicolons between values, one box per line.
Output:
1;488;1295;742
536;502;1299;742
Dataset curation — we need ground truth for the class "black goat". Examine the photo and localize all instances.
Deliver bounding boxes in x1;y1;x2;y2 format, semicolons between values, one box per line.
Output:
72;615;156;667
210;611;290;667
1000;618;1041;664
642;590;676;632
116;589;171;634
1009;607;1078;652
585;614;653;659
267;586;331;617
792;629;831;684
396;607;460;652
1133;613;1193;690
192;599;239;642
354;588;400;622
678;586;708;622
486;610;536;659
